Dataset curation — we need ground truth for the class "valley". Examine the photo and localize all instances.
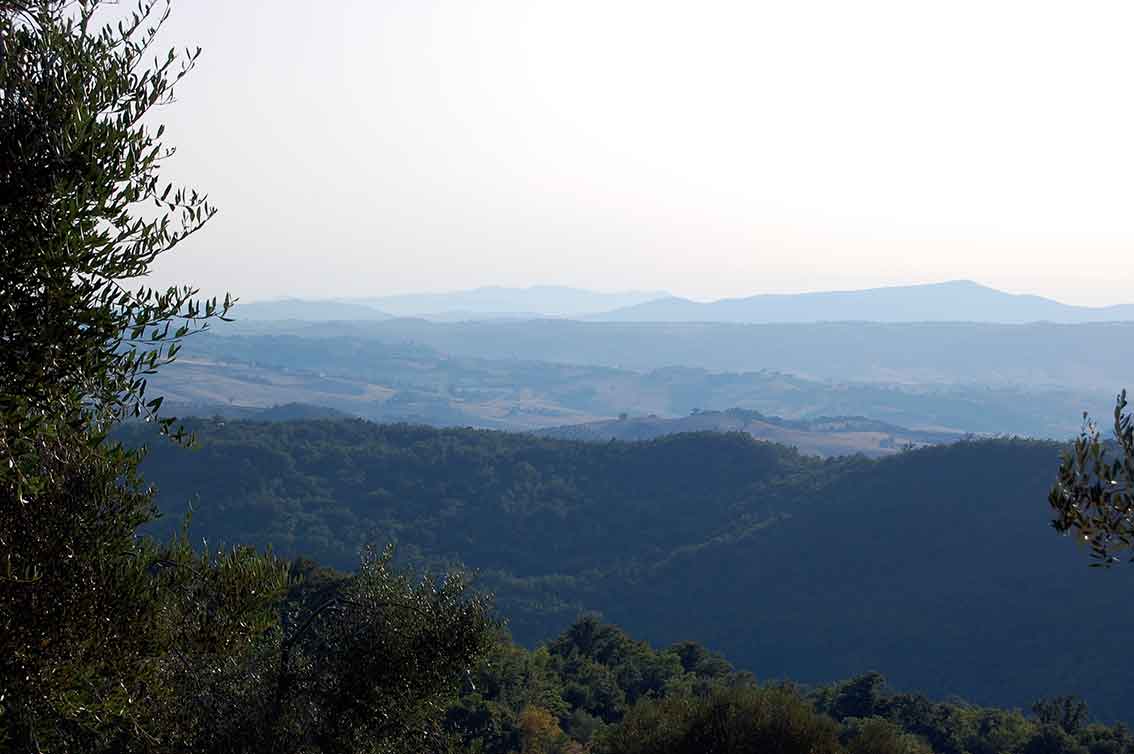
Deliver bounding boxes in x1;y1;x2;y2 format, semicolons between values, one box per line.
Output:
154;323;1119;441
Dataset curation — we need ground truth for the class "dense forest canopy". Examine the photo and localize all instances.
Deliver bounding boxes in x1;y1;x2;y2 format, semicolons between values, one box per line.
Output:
126;419;1134;722
446;613;1134;754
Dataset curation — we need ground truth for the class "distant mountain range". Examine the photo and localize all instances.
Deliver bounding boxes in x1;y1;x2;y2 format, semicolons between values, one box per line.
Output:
239;281;1134;324
345;286;668;319
592;280;1134;324
536;408;963;458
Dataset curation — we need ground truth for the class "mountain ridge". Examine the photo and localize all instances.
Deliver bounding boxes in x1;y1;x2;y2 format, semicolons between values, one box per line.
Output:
238;281;1134;324
591;280;1134;324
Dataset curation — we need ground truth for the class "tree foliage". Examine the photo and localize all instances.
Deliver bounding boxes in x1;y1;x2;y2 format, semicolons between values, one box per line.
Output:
263;551;493;754
0;1;242;747
0;0;231;448
449;618;1133;754
1050;391;1134;564
0;3;495;751
598;685;844;754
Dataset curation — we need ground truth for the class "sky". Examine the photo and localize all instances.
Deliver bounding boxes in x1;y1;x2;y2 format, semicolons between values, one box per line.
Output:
148;0;1134;305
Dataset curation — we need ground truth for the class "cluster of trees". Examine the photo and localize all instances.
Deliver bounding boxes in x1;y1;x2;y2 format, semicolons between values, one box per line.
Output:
441;615;1134;754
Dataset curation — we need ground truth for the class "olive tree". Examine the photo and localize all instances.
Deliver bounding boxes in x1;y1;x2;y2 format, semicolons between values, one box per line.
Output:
1;3;494;751
0;1;236;747
1049;391;1134;564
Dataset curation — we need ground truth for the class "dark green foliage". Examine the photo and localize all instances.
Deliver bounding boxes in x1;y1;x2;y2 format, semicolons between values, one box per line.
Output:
0;3;239;746
597;686;844;754
814;674;1131;754
263;548;494;754
0;428;167;750
130;419;826;576
130;419;1134;720
825;672;890;721
1050;390;1134;564
128;535;290;753
448;618;749;753
1034;697;1092;735
842;718;933;754
446;637;571;753
0;422;291;751
454;618;1134;754
1020;725;1090;754
108;543;492;754
547;616;684;714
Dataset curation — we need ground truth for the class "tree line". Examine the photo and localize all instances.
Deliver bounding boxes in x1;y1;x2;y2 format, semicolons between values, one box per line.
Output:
446;611;1132;754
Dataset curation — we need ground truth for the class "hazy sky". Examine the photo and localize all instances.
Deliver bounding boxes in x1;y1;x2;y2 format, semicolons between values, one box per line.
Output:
149;0;1134;305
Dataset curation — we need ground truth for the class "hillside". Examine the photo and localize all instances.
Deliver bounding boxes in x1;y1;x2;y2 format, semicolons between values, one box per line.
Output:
592;280;1134;324
156;332;1110;438
537;408;962;457
128;420;1134;721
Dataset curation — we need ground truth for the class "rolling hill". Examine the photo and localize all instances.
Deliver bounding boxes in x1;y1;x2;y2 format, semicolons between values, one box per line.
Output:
155;333;1109;437
209;317;1134;392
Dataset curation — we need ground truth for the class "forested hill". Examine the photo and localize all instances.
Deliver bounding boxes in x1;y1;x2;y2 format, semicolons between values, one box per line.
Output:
126;420;1134;721
536;408;961;457
138;421;825;574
